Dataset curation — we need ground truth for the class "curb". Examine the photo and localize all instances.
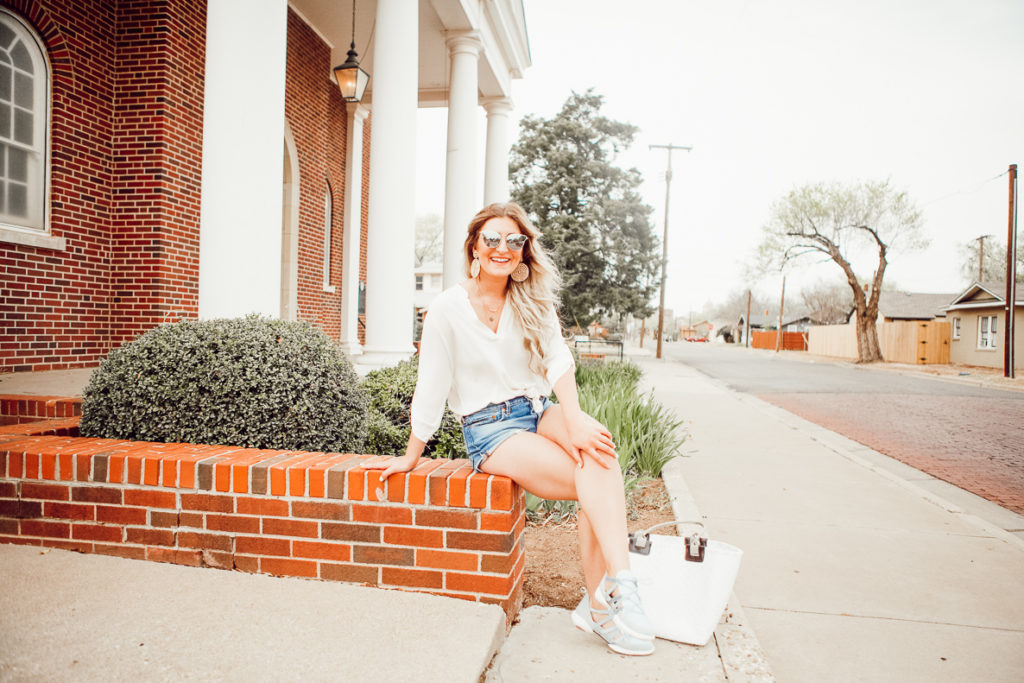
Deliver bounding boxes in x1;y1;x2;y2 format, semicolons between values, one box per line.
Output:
661;458;775;682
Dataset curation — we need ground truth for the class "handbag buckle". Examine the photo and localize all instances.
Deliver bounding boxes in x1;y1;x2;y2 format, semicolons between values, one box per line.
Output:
685;532;707;563
627;531;652;556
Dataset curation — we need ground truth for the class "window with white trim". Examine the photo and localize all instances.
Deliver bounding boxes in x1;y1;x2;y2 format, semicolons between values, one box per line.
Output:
952;317;961;340
323;186;333;289
0;10;48;234
977;315;997;349
415;274;423;291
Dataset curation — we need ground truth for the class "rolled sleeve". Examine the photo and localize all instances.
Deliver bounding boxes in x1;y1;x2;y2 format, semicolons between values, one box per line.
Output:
410;307;454;443
542;310;575;386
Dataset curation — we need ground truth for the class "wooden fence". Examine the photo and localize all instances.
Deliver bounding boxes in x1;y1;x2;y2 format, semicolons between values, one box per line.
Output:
808;321;950;364
750;330;808;351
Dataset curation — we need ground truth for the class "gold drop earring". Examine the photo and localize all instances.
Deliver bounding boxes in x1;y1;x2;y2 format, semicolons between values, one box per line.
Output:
511;262;530;282
470;253;481;278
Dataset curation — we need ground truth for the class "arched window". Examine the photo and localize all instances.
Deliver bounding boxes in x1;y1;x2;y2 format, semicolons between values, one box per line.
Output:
323;184;334;290
0;9;48;238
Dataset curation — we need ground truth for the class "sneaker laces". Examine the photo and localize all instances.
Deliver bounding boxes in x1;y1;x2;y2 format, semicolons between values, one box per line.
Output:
604;573;642;613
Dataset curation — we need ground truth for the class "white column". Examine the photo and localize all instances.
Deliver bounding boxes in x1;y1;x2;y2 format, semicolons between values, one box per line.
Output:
441;32;482;289
362;0;418;364
483;98;513;204
340;103;369;356
198;0;287;318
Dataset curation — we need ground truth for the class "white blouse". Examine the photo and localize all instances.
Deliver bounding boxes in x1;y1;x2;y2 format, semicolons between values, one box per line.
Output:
410;284;575;443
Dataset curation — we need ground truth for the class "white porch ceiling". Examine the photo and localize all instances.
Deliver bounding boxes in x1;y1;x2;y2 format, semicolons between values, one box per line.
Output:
287;0;530;107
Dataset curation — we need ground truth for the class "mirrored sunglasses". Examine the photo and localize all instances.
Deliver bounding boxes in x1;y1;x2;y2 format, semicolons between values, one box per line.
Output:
480;229;529;251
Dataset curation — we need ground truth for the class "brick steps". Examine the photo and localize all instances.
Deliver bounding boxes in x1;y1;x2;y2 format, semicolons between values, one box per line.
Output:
0;404;526;620
0;395;82;423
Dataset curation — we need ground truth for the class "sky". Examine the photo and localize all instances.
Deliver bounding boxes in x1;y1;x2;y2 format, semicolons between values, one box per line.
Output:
416;0;1024;316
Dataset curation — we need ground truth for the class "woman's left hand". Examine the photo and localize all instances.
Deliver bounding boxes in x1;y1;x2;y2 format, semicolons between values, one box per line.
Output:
567;414;617;469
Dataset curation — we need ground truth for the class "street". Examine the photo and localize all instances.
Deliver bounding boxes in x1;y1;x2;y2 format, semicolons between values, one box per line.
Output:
663;342;1024;515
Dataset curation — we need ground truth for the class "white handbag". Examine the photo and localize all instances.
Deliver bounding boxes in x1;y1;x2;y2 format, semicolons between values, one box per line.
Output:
628;521;743;646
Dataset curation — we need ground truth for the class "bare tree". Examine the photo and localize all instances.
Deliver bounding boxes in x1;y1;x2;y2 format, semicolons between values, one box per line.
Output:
959;236;1023;285
414;213;443;267
708;289;774;329
757;180;925;362
800;280;854;324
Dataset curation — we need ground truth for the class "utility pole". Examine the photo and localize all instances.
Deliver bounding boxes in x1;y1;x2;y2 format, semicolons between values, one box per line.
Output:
650;143;693;359
776;276;786;352
745;290;751;348
974;234;994;282
1005;164;1018;378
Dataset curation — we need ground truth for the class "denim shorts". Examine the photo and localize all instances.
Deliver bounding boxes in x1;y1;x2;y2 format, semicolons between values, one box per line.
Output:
461;396;553;472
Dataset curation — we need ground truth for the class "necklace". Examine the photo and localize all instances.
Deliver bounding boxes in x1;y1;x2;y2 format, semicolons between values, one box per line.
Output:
474;283;504;324
485;299;501;323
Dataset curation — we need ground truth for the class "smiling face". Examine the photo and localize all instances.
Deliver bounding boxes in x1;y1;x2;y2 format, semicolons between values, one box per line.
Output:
473;216;524;280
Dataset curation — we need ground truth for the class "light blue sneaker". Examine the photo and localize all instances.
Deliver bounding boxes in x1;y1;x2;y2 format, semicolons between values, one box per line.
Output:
596;570;656;641
571;593;655;656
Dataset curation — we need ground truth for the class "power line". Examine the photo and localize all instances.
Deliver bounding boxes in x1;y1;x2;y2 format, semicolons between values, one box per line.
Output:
922;170;1008;207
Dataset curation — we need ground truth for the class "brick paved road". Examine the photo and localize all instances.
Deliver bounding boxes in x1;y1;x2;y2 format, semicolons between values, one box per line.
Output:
664;343;1024;515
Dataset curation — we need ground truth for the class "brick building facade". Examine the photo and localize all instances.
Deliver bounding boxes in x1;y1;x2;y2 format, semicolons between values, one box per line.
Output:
0;0;371;372
0;0;528;373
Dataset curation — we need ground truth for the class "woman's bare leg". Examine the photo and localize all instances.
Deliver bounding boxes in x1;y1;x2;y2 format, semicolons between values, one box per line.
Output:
480;406;629;603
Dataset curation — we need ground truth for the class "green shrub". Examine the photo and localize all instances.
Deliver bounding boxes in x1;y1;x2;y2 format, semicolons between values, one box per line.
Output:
576;360;684;479
362;357;466;459
80;316;369;452
575;359;642;394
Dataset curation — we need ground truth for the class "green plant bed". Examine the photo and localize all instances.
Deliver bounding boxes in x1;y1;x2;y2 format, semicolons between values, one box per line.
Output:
362;358;466;459
81;316;369;452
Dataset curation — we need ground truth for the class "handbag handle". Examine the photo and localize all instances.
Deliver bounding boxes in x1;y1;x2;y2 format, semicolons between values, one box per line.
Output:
628;520;708;562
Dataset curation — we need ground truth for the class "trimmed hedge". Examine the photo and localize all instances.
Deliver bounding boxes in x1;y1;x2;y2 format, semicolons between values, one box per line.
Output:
363;357;466;459
81;316;369;452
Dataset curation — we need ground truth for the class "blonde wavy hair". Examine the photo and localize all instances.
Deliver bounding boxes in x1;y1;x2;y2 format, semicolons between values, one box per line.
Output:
464;202;562;375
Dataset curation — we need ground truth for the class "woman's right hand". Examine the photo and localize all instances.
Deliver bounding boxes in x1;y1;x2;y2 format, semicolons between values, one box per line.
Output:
359;453;419;481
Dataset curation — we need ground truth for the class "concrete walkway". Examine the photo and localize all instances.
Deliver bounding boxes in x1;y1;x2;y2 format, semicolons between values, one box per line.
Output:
639;356;1024;682
0;543;505;681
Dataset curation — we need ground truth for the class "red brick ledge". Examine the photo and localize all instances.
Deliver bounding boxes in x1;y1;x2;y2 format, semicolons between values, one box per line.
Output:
0;395;82;424
0;416;526;620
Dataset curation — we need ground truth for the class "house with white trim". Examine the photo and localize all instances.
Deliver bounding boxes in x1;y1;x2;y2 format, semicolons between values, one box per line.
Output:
945;282;1023;370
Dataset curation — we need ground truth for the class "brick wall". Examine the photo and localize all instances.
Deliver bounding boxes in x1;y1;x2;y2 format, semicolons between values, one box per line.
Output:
108;0;206;347
0;0;116;371
0;0;206;372
0;395;80;425
0;412;527;619
358;117;370;345
284;9;349;342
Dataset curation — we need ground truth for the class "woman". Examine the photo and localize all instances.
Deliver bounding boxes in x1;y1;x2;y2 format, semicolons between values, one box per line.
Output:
362;202;655;655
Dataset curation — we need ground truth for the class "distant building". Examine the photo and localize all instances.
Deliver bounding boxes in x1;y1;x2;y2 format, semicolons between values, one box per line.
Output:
678;320;712;340
414;262;444;313
876;291;957;322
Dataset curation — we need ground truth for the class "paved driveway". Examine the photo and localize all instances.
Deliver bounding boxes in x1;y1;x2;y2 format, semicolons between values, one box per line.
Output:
664;343;1024;515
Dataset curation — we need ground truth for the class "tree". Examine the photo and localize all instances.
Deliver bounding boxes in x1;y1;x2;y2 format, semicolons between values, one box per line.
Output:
414;213;442;267
757;180;926;362
959;235;1023;285
510;90;660;327
800;280;854;324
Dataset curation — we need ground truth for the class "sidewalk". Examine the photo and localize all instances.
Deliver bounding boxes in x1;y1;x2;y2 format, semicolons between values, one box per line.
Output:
636;355;1024;682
